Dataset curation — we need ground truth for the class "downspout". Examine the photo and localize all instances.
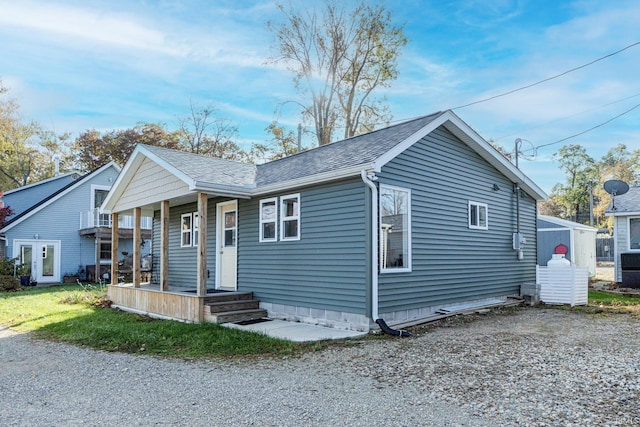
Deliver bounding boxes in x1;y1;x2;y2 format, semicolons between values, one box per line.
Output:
361;171;411;338
361;170;379;321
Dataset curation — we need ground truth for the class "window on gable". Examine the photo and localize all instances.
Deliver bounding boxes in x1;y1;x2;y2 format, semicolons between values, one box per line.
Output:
280;194;300;240
260;198;277;242
181;213;193;247
468;201;488;230
380;185;411;272
630;217;640;250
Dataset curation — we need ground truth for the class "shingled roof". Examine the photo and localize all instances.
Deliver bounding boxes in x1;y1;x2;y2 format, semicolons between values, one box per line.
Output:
142;145;257;189
255;112;443;186
606;186;640;214
104;110;547;213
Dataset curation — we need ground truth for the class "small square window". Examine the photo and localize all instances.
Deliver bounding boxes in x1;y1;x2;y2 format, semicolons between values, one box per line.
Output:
468;201;488;230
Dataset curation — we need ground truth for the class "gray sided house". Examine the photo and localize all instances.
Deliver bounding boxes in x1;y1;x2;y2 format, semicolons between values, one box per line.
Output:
537;215;597;275
102;110;547;331
605;186;640;285
1;162;151;284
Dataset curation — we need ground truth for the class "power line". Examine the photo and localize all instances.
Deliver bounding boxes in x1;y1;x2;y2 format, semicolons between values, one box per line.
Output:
494;91;640;141
535;103;640;150
451;41;640;110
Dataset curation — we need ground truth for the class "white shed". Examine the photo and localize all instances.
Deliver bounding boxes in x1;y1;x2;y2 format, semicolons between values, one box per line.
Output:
537;215;597;276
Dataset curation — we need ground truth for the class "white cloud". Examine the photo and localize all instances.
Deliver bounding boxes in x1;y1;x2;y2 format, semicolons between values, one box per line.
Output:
0;2;188;56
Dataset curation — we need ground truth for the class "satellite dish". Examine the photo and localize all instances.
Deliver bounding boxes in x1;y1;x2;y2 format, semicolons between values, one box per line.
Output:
603;180;629;196
604;179;629;211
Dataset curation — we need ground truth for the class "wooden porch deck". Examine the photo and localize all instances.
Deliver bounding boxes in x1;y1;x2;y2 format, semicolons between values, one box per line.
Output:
107;284;267;324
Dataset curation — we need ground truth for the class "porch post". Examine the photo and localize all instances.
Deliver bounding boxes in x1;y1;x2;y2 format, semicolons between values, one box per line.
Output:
196;192;208;297
160;200;169;291
133;207;141;288
110;213;119;285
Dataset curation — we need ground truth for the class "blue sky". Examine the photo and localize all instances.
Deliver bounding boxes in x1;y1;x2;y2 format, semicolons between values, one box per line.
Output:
0;0;638;194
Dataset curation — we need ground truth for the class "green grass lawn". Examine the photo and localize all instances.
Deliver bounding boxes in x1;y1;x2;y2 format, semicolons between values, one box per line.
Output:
2;285;638;359
0;284;320;358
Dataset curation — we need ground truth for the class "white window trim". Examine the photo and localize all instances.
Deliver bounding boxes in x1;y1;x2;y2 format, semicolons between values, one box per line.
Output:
280;193;301;241
181;213;193;248
628;216;640;251
193;212;199;247
259;197;278;242
379;184;412;274
468;201;489;230
90;184;111;210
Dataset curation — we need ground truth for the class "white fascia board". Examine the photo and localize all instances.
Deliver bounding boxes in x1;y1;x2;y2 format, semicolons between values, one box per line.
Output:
1;163;117;232
193;181;253;199
252;164;371;196
372;110;548;202
606;210;640;217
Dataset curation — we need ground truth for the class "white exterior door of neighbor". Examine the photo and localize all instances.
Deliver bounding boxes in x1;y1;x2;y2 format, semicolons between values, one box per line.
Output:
14;240;61;283
216;201;238;290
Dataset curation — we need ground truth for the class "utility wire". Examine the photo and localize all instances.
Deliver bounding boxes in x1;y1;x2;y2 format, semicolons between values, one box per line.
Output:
494;92;640;141
535;102;640;150
451;41;640;110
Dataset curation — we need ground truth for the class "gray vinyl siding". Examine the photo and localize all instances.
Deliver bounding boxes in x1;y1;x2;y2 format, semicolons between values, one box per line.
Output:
152;198;221;288
377;126;538;313
5;167;120;280
238;179;368;314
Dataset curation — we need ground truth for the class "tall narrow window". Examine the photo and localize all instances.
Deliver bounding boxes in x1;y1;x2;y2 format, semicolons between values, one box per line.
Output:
260;198;277;242
380;185;411;272
193;213;199;247
280;194;300;240
468;201;488;230
181;213;192;247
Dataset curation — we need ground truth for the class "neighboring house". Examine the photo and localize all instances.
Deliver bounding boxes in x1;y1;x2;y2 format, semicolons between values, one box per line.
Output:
605;186;640;284
537;215;597;275
103;110;547;332
0;162;151;284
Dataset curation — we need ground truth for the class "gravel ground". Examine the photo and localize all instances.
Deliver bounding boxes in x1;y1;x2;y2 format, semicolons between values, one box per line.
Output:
1;307;639;426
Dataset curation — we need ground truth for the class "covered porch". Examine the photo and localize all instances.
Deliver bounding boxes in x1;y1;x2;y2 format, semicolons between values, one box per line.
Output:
102;145;260;323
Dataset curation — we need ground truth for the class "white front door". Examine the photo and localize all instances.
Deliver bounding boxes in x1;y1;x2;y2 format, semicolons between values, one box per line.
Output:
14;240;61;283
217;201;237;290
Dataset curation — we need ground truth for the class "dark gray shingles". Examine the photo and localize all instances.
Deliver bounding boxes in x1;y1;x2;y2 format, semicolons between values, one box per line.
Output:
607;186;640;213
255;112;443;186
140;112;443;190
142;145;257;188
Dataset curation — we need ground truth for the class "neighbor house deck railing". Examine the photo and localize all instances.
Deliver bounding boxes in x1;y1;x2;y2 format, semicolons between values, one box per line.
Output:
80;208;153;230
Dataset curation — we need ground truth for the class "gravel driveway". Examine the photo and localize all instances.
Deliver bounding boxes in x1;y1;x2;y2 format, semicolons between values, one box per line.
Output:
1;307;639;426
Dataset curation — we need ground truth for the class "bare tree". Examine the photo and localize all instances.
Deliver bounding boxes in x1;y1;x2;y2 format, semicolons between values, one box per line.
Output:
268;0;406;146
177;101;243;160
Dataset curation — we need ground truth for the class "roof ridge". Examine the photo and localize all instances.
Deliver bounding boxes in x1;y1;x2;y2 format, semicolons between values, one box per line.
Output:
259;112;444;168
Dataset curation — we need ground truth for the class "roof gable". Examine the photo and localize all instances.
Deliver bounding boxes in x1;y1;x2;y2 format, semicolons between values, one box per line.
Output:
1;162;120;232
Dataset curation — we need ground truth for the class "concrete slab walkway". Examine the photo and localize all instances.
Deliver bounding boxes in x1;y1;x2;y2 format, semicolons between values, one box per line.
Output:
222;319;367;342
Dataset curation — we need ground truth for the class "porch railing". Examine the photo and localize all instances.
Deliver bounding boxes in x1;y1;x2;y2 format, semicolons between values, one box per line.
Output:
79;208;153;230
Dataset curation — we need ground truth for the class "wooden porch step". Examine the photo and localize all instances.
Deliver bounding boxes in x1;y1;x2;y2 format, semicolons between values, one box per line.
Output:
203;291;254;304
206;299;260;313
208;308;268;324
202;291;267;324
